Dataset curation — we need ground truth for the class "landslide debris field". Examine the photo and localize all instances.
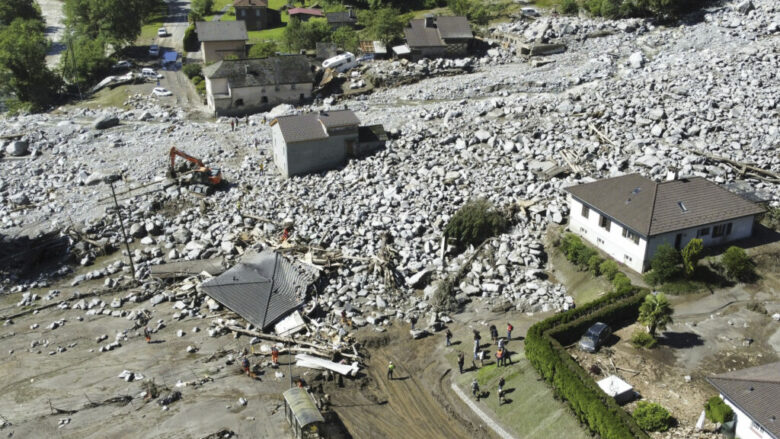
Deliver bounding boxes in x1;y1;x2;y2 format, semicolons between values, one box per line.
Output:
1;1;779;438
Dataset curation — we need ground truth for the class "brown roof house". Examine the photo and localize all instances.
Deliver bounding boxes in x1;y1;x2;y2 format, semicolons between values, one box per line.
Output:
270;109;386;177
195;21;248;63
203;55;314;116
707;362;780;439
564;174;765;272
233;0;281;31
403;15;473;59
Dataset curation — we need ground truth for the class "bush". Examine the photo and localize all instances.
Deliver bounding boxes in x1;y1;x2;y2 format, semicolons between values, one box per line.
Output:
612;272;633;293
588;255;604;276
183;24;199;52
632;401;673;432
431;277;457;312
681;238;703;277
444;199;507;250
721;246;755;282
195;80;205;94
191;75;202;85
525;286;651;439
647;244;681;285
183;63;202;79
630;330;657;348
599;259;620;280
746;301;767;315
575;246;598;270
560;233;584;259
560;0;579;14
248;41;278;58
599;0;622;18
704;396;734;424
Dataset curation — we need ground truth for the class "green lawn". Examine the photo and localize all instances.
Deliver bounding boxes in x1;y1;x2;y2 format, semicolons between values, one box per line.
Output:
138;0;168;44
454;352;591;439
204;0;236;21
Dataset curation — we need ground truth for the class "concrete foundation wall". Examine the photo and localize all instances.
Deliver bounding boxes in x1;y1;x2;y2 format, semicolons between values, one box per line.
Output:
201;40;246;63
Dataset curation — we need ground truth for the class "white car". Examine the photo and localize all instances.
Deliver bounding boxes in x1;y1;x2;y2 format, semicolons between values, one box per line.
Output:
521;7;540;17
152;87;172;97
157;27;168;37
113;60;133;70
149;44;160;57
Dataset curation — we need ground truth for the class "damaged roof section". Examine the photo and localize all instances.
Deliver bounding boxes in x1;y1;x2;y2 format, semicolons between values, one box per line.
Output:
200;250;319;330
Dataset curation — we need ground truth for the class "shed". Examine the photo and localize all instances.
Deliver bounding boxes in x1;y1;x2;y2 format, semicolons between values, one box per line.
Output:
162;51;178;67
597;375;634;404
283;387;325;439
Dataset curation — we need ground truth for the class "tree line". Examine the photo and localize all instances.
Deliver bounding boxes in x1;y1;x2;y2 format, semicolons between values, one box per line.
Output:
0;0;161;112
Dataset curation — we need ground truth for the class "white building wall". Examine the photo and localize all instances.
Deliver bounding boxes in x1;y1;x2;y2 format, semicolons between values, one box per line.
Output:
567;195;647;273
644;215;755;270
271;124;288;177
721;396;775;439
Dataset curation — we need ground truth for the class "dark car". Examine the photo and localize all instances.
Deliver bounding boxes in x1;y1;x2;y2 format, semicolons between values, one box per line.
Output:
578;322;611;353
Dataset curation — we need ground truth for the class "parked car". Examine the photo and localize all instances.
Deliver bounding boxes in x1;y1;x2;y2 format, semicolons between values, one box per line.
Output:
521;7;540;17
141;68;162;79
578;322;611;353
157;27;168;37
149;44;160;57
112;60;133;70
152;87;172;96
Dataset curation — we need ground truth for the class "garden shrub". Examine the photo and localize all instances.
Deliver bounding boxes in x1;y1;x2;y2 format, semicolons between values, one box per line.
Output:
647;244;681;284
444;199;507;250
560;0;579;14
183;24;199;52
183;62;202;79
599;259;619;280
704;396;734;424
681;238;703;277
588;254;604;275
632;401;673;432
612;272;632;293
721;246;755;282
630;330;657;348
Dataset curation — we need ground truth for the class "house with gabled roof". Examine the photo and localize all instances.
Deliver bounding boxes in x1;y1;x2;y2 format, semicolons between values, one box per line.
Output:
564;174;765;272
233;0;281;31
202;55;314;116
195;21;248;63
707;362;780;439
403;15;473;59
269;109;386;177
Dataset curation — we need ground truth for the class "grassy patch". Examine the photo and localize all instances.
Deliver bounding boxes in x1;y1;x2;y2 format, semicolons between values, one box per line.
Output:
658;265;732;295
550;250;611;306
248;27;286;44
138;0;168;44
533;0;564;9
454;353;590;438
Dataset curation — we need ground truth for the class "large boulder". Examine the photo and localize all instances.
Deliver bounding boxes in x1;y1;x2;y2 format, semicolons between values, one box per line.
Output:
93;114;119;130
6;140;29;156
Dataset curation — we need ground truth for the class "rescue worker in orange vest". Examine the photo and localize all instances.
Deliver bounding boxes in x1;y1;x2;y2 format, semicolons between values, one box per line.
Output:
496;348;504;367
271;346;279;366
281;227;290;242
242;357;251;376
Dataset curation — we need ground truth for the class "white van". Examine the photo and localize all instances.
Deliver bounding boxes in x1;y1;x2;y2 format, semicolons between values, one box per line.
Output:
322;52;358;73
141;68;159;79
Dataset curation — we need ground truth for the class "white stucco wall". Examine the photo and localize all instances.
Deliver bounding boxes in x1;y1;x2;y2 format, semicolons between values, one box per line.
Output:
567;195;647;272
568;195;758;272
721;396;775;439
209;82;313;116
271;124;288;177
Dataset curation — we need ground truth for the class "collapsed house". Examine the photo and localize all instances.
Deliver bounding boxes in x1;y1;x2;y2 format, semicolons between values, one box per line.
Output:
200;250;319;331
403;15;474;59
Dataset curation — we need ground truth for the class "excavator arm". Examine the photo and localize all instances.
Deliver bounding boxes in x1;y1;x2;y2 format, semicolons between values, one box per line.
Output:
167;147;222;187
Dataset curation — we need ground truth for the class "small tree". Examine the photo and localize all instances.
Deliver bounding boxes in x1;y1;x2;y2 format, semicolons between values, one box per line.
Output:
647;244;681;284
612;272;633;294
638;292;672;336
632;401;673;432
183;24;199;52
560;0;579;14
182;63;202;78
599;259;619;280
721;246;755;282
444;199;507;251
704;396;734;424
681;238;703;277
588;255;603;276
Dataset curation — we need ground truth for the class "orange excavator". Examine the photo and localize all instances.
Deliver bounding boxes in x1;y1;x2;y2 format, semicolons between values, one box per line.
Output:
168;147;222;190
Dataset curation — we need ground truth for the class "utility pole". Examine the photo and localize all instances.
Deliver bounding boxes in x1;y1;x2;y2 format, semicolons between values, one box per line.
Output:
107;179;136;282
288;337;293;388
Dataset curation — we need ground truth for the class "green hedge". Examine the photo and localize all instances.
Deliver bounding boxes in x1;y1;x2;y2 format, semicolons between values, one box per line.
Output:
525;287;651;439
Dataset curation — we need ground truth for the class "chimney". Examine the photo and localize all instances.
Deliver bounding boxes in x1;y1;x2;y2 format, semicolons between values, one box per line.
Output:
425;14;436;28
348;7;355;18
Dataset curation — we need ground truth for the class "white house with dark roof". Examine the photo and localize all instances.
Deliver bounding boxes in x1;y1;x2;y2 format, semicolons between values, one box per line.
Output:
707;362;780;439
564;174;765;272
270;110;386;178
202;55;314;116
195;21;248;63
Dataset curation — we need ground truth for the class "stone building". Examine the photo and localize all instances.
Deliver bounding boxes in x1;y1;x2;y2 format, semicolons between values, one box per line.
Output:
403;15;473;59
195;21;248;63
233;0;281;31
203;55;314;116
270;110;386;178
565;174;765;272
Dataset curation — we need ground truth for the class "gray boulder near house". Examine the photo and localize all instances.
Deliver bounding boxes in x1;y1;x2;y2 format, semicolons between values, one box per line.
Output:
270;109;386;178
203;55;314;116
195;21;248;63
403;15;473;59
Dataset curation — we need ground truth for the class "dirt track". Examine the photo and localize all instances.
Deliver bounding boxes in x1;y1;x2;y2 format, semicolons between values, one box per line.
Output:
328;325;494;439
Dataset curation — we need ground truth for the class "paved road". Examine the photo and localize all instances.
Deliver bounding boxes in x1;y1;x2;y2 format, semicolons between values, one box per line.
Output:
37;0;66;68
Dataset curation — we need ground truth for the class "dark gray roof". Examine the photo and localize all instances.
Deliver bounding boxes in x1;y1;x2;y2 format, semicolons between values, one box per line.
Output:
195;21;248;42
404;16;472;48
233;0;267;7
326;11;357;24
273;110;359;143
200;251;318;330
707;362;780;439
565;174;765;237
202;55;313;88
